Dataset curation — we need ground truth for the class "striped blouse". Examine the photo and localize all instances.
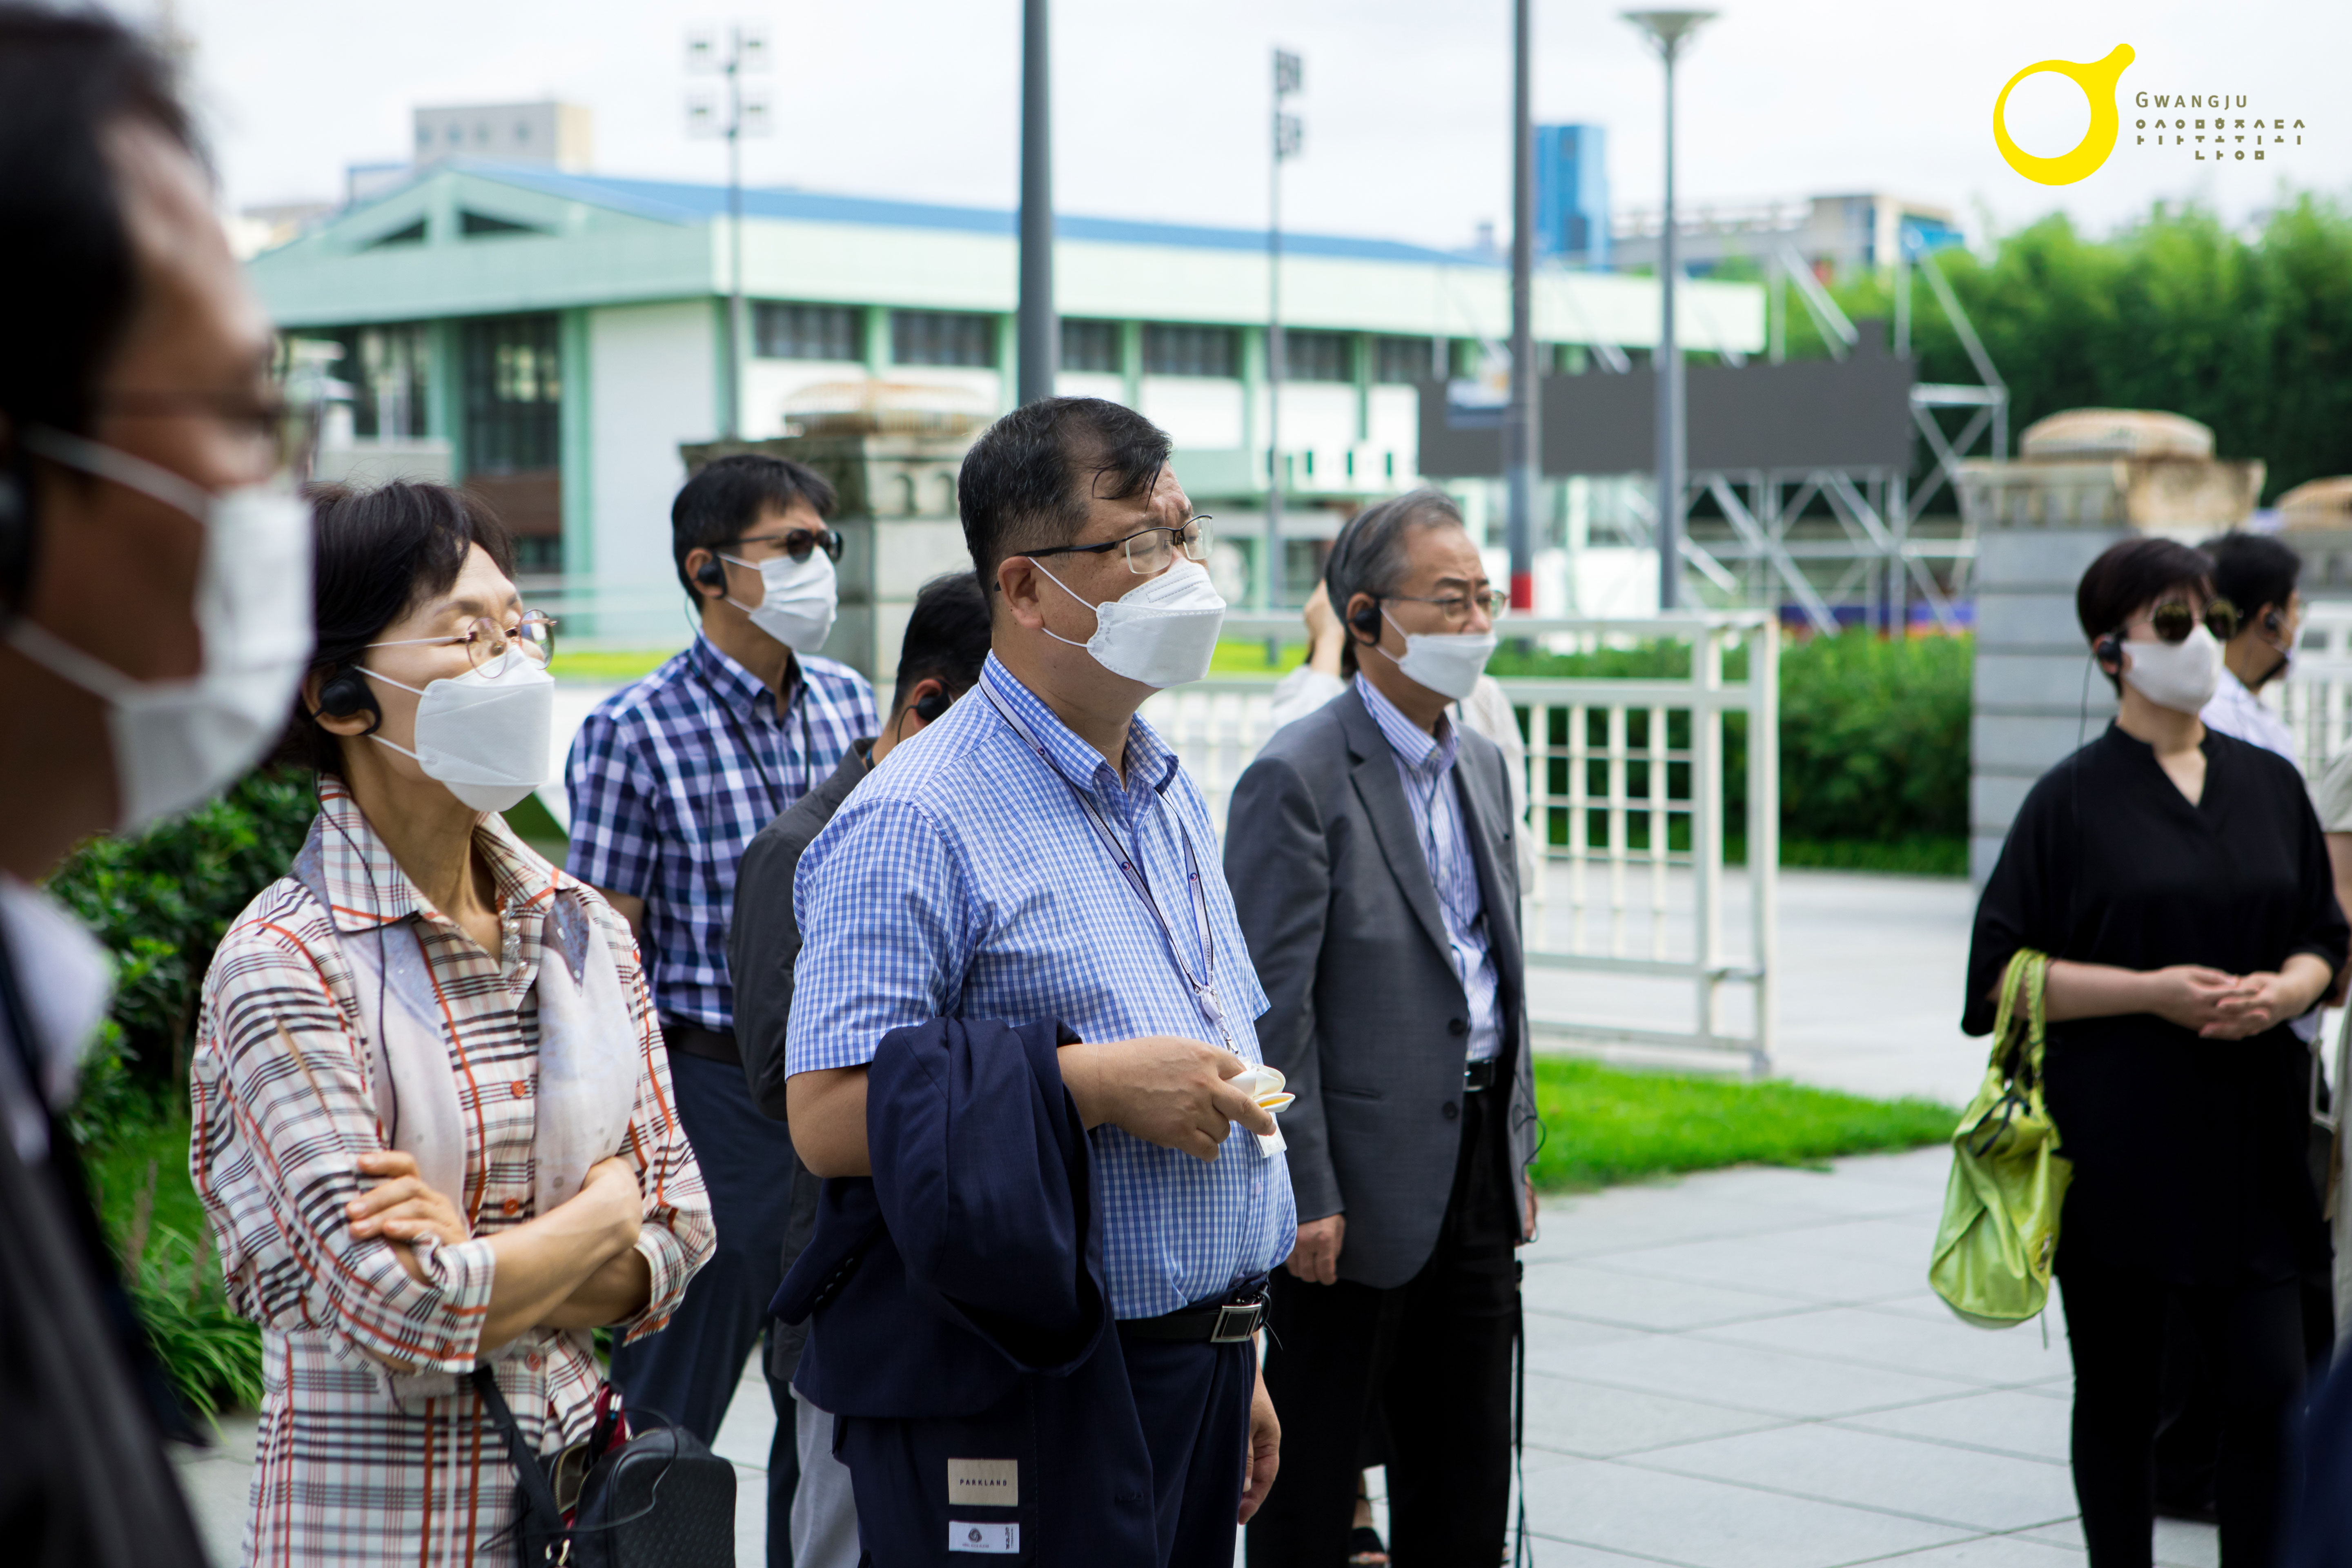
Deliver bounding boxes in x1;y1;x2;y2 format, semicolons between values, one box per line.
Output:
191;783;713;1567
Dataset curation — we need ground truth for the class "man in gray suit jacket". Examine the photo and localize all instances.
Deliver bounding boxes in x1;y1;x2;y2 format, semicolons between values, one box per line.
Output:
1229;491;1540;1566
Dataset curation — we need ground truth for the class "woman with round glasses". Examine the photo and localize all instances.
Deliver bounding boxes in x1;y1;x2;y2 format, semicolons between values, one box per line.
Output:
190;481;713;1566
1964;536;2345;1567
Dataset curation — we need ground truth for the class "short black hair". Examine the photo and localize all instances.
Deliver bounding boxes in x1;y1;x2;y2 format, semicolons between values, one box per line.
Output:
285;481;517;773
0;4;199;604
956;397;1172;606
2076;537;2214;690
2198;530;2301;622
671;454;838;599
1324;489;1470;676
891;572;992;713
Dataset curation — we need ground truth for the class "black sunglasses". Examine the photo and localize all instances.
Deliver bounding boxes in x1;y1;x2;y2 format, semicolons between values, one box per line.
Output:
2142;597;2238;644
719;527;844;564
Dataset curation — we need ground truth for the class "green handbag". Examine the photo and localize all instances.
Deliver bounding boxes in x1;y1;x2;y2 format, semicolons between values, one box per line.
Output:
1929;948;2073;1329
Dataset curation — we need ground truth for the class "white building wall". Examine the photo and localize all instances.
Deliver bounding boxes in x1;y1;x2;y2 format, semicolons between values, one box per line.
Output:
1367;386;1419;451
1274;384;1359;449
588;301;715;628
742;358;866;439
1056;371;1127;405
1140;377;1245;448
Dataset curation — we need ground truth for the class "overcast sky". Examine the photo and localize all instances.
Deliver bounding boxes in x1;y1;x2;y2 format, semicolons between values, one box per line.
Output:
150;0;2345;254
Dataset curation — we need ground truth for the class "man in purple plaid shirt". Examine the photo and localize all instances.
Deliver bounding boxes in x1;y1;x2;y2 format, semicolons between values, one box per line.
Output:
564;454;873;1564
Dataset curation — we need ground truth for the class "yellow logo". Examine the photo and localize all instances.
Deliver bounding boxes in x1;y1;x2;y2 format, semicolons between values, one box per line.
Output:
1993;44;2135;184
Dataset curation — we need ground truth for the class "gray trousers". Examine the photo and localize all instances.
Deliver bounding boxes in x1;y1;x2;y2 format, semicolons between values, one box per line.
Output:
792;1395;860;1568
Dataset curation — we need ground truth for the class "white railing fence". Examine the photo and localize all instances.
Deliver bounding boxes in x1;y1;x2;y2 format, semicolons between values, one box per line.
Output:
2279;602;2352;783
1142;612;1778;1074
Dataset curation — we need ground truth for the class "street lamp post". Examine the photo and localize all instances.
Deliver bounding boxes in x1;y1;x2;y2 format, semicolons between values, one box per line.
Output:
1017;0;1056;406
687;24;772;440
1506;0;1537;612
1266;49;1302;611
1623;9;1714;611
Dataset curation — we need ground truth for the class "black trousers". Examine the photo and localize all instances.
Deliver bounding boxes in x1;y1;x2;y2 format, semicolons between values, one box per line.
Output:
2060;1262;2307;1568
607;1050;801;1566
1247;1087;1519;1568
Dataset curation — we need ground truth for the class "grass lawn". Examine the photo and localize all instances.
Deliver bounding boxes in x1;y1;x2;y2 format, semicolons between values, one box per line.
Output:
1528;1056;1958;1192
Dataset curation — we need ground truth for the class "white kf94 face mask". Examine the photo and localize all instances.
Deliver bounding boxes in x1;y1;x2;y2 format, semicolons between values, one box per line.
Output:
4;427;313;832
1376;608;1498;702
1032;557;1227;689
2121;624;2224;716
365;647;557;813
723;549;838;654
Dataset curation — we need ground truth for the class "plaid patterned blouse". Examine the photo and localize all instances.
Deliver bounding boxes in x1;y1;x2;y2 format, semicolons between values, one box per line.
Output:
191;783;713;1568
564;635;875;1032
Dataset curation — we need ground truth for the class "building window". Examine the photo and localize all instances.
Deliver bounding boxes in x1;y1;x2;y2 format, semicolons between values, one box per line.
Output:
1374;335;1437;384
460;313;561;473
1060;318;1120;373
294;323;435;439
1283;329;1354;383
756;302;860;361
891;310;997;368
1143;324;1238;378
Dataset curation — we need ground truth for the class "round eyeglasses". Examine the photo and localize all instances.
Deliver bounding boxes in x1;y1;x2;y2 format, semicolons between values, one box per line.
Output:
368;611;558;673
1025;516;1215;577
2139;597;2238;644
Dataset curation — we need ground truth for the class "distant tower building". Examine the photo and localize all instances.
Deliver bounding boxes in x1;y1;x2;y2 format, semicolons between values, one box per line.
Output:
1534;124;1609;267
412;102;594;171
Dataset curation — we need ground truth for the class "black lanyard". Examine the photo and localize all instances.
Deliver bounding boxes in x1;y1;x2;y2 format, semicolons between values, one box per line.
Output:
697;662;812;821
979;679;1229;1047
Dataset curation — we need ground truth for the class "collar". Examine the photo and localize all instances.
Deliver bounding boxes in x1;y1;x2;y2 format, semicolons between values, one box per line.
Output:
1354;673;1458;779
690;632;799;722
979;653;1179;799
310;780;567;935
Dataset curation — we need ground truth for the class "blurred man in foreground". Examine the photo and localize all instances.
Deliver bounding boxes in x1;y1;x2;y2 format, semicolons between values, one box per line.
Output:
0;6;314;1561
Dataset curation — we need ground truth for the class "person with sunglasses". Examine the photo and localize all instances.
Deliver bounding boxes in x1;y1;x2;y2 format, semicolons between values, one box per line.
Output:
1965;536;2347;1568
190;481;713;1565
562;452;874;1559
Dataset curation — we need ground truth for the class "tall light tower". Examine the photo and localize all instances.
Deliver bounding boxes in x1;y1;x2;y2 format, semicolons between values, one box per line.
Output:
1505;0;1538;612
1016;0;1056;405
1265;48;1303;610
1624;9;1713;610
687;23;772;440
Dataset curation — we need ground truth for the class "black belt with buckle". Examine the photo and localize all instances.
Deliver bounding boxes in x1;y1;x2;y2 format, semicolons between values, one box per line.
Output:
664;1024;742;1066
1119;1290;1268;1344
1463;1058;1498;1093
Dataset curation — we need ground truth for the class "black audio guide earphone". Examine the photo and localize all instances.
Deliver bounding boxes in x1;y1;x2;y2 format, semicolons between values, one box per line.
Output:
1348;598;1383;641
313;664;382;735
2264;608;2284;635
2094;632;2124;674
913;685;951;723
695;555;728;594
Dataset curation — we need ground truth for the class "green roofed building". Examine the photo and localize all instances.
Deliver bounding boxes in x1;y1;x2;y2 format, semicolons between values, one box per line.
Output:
249;158;1764;644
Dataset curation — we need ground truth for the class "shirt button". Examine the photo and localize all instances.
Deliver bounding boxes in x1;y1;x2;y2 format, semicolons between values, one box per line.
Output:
510;1080;532;1098
1442;1101;1461;1121
502;1198;522;1216
525;1352;543;1371
1448;1018;1468;1037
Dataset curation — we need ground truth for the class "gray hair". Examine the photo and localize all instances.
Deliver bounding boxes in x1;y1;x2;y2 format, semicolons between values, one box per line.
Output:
1323;489;1468;675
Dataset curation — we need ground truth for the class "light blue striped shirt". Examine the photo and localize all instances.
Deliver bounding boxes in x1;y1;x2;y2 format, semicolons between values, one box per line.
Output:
1355;675;1503;1062
786;654;1294;1317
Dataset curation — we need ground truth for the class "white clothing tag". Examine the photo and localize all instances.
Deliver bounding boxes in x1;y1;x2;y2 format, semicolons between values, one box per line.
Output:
947;1457;1018;1506
949;1521;1020;1553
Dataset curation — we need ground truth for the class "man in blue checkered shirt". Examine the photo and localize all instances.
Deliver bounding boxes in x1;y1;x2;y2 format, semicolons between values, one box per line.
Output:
564;454;874;1560
786;399;1291;1564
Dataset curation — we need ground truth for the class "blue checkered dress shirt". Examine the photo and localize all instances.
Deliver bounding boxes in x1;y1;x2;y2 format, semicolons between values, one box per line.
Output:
787;653;1295;1318
1355;674;1503;1062
566;634;875;1031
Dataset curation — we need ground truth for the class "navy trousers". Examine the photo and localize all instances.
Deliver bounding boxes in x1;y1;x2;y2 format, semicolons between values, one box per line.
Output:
835;1327;1254;1566
608;1049;801;1566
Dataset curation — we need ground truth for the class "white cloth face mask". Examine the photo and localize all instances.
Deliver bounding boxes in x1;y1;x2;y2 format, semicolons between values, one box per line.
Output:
365;647;557;812
1377;608;1498;702
2121;624;2224;716
4;427;313;831
1031;557;1227;689
723;548;837;654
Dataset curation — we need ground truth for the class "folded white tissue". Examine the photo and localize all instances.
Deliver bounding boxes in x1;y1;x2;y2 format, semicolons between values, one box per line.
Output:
1229;1066;1290;1158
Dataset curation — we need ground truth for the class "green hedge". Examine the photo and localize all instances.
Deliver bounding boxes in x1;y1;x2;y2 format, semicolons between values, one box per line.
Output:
1492;628;1969;862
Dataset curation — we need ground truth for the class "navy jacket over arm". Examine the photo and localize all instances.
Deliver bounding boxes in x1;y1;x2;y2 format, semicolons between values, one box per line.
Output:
772;1017;1106;1419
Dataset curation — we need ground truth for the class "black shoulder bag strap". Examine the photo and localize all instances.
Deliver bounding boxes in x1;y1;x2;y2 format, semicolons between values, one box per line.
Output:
470;1363;571;1556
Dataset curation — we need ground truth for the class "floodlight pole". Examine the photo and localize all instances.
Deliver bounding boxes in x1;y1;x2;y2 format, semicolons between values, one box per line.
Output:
1017;0;1056;405
1625;9;1715;611
1266;51;1301;611
1505;0;1537;612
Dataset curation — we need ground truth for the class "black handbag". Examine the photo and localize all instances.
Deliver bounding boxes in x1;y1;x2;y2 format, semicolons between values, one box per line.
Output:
470;1363;736;1568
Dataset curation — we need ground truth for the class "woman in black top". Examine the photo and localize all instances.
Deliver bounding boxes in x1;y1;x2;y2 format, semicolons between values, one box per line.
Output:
1966;537;2346;1568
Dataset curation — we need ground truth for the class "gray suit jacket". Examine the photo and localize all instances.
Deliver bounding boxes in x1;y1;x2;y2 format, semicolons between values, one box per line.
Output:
1225;684;1540;1290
